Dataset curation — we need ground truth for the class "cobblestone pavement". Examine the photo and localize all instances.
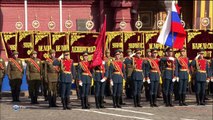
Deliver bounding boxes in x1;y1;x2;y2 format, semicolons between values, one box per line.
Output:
0;94;212;120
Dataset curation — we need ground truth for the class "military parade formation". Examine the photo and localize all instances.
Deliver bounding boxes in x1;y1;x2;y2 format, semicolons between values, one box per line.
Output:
0;48;212;110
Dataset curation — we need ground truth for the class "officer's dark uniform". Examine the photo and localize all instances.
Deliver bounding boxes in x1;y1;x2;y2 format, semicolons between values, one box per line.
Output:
146;48;160;107
109;50;126;108
144;49;151;101
93;63;108;109
44;49;60;107
0;56;6;99
160;48;177;107
78;51;92;109
26;51;42;104
59;51;75;110
131;48;145;107
210;59;213;94
123;49;134;99
175;48;190;106
191;49;210;105
7;51;24;102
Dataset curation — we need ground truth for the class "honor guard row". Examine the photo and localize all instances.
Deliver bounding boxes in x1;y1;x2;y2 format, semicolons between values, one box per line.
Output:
0;47;212;110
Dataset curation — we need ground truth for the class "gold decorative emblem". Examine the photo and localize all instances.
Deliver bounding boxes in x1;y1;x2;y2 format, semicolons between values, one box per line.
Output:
157;20;164;29
65;15;73;30
119;17;126;30
48;16;56;30
86;16;94;31
15;22;23;30
201;17;209;27
135;14;143;30
32;20;40;29
181;20;185;28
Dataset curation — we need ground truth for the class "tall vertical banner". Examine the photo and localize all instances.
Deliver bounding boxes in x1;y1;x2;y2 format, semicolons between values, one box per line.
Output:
1;32;18;58
123;32;144;57
70;32;98;62
33;32;51;60
106;32;123;57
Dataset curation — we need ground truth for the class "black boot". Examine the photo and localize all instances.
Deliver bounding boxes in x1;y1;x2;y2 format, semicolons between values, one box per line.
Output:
34;96;39;104
150;95;154;107
196;94;200;105
48;96;53;107
116;96;121;108
133;96;137;107
12;91;16;102
153;95;158;107
100;96;105;108
200;94;205;105
66;97;71;110
137;95;142;107
120;96;126;105
62;98;66;110
85;97;90;109
81;97;86;109
169;94;174;107
165;95;170;107
95;96;100;109
182;94;187;106
112;96;116;108
179;94;183;106
52;96;58;107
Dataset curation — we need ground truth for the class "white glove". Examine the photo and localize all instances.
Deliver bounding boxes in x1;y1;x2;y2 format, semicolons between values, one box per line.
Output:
207;79;210;83
130;53;136;57
110;80;114;86
195;54;200;60
143;78;145;82
176;77;179;82
100;78;106;82
102;61;105;65
79;81;83;86
211;77;213;82
147;79;151;84
172;77;176;82
169;57;175;61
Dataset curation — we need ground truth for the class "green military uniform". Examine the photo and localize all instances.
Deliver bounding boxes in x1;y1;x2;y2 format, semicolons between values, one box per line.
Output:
7;51;24;102
44;49;60;107
0;57;6;99
42;61;48;101
26;51;43;104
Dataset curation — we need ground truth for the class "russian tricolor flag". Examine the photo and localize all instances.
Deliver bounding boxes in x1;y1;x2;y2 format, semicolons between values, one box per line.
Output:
157;1;186;49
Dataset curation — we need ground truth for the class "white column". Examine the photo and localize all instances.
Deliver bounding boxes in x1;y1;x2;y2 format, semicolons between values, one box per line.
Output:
59;0;62;32
24;0;28;31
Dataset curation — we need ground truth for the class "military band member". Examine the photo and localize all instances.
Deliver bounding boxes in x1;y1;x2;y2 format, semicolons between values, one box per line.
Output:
59;51;75;110
123;49;134;99
0;53;6;99
131;48;145;107
191;49;210;105
109;49;126;108
146;48;160;107
175;47;190;106
93;63;108;109
26;51;42;104
160;48;177;107
7;51;24;102
78;51;92;109
44;49;60;107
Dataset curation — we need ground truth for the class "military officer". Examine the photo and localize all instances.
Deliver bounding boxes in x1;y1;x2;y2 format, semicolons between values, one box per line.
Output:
191;49;210;105
44;49;60;107
104;49;113;96
0;53;6;99
175;47;190;106
59;51;75;110
160;48;177;107
131;48;145;107
123;49;134;99
26;51;42;104
78;51;92;109
144;49;152;101
7;51;24;102
109;49;126;108
93;62;108;109
146;48;160;107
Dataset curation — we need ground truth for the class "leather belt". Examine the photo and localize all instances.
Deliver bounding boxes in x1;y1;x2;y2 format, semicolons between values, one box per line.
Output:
134;69;143;72
63;71;71;74
113;72;121;74
150;70;158;73
166;68;173;70
95;70;103;73
180;69;188;71
198;70;206;73
82;73;90;76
